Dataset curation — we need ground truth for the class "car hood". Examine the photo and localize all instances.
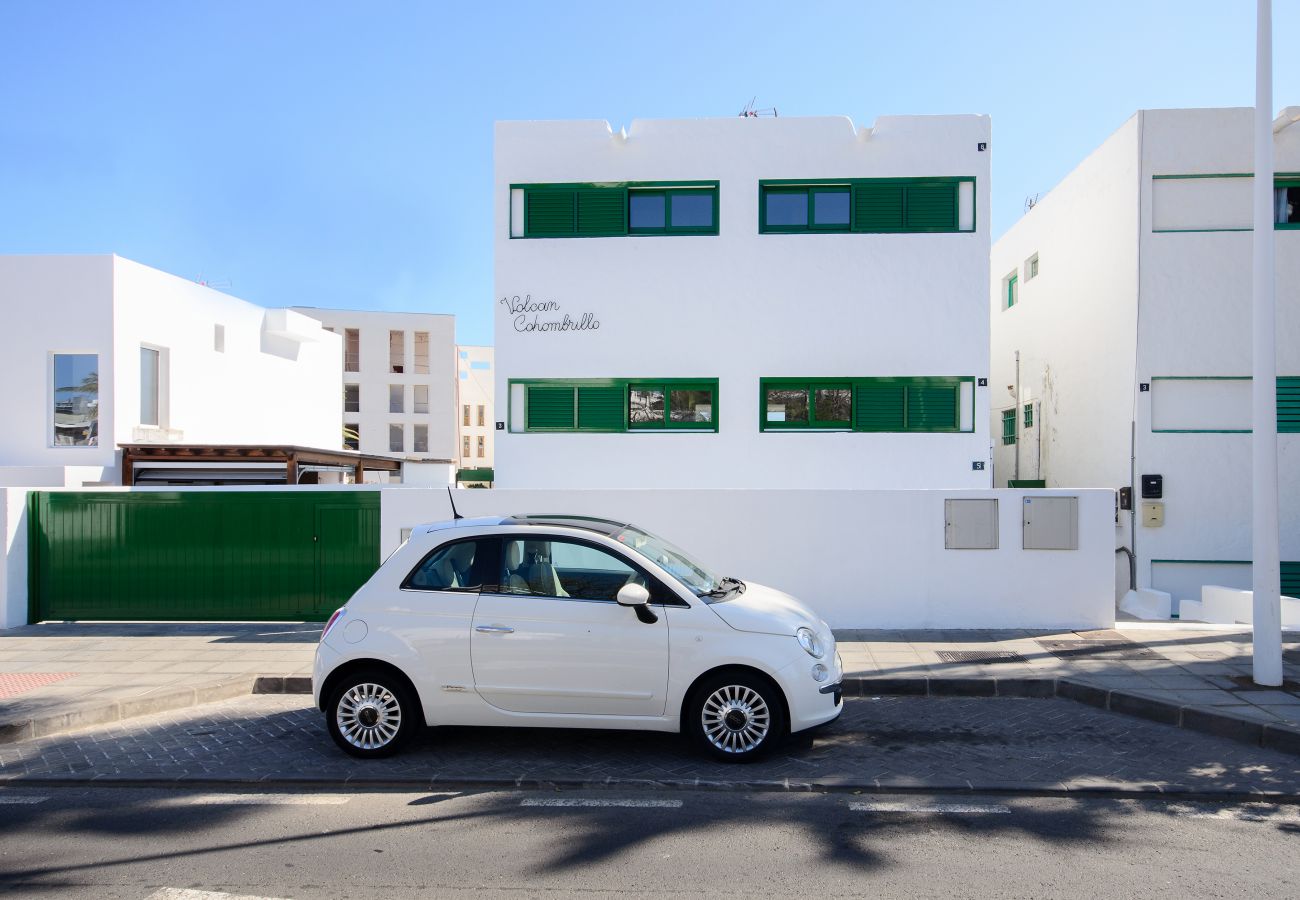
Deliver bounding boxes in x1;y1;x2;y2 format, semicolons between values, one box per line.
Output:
708;581;829;638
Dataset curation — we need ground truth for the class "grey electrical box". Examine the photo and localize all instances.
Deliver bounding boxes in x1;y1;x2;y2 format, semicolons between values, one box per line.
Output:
945;499;999;549
1022;496;1079;550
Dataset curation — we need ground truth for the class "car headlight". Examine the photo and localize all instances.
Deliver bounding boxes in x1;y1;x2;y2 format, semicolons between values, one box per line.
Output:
796;627;825;659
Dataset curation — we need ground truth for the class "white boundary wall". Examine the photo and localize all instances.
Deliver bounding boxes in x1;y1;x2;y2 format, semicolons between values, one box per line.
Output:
382;488;1114;630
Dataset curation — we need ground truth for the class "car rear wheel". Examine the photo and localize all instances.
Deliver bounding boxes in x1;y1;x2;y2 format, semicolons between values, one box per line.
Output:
687;672;786;762
326;670;416;759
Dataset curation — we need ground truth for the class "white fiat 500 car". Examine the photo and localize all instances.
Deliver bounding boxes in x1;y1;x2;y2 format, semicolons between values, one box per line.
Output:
313;515;842;762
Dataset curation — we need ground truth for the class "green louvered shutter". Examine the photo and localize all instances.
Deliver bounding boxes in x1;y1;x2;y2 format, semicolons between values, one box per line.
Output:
576;385;624;430
904;183;958;230
576;188;627;236
853;382;906;431
526;190;576;236
526;385;575;429
1278;377;1300;433
906;384;959;431
1281;561;1300;598
852;183;904;231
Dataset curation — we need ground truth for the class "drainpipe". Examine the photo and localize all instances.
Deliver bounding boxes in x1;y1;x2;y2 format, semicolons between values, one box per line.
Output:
1115;546;1136;592
1014;351;1021;482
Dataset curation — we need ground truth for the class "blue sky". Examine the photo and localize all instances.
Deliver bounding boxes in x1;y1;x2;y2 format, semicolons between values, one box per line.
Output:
2;1;1296;345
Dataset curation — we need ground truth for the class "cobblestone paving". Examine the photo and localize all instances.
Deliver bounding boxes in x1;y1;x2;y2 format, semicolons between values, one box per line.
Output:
2;695;1298;795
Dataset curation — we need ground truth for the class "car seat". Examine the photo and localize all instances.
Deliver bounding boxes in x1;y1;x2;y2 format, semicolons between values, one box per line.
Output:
522;540;568;597
502;541;531;594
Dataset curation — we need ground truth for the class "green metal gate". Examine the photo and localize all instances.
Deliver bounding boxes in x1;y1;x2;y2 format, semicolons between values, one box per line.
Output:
28;491;381;622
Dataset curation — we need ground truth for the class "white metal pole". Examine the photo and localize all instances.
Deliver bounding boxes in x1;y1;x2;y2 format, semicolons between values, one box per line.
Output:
1252;0;1282;686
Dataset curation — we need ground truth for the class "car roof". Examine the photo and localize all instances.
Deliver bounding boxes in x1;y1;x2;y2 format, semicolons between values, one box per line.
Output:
412;514;630;539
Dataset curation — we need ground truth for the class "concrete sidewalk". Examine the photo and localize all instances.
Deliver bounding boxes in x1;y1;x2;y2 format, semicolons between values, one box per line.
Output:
1;620;1298;747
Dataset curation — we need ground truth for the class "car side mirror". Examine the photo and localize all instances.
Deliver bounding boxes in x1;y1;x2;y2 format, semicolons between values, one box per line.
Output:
616;583;650;607
616;583;658;624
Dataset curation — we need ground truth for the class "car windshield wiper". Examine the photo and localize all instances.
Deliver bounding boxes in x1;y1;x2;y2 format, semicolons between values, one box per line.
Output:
702;577;745;600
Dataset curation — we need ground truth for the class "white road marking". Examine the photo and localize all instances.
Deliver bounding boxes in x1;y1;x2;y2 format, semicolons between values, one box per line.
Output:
850;801;1012;814
163;793;351;807
0;795;49;804
520;798;683;808
145;889;294;900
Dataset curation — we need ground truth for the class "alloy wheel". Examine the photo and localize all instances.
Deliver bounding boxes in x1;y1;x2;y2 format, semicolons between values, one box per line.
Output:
335;682;403;751
700;684;771;753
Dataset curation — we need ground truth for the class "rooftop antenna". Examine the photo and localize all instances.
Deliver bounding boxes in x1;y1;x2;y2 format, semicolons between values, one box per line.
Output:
446;486;463;520
739;96;778;118
194;273;233;290
1024;193;1042;212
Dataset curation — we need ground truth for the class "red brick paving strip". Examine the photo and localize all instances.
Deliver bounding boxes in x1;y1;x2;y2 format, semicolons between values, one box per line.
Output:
0;673;77;699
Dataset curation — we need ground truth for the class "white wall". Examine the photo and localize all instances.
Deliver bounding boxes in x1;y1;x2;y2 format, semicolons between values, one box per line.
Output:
381;488;1114;629
989;114;1142;496
294;308;456;460
0;256;117;471
494;115;992;490
114;259;341;458
1134;108;1300;606
0;489;29;629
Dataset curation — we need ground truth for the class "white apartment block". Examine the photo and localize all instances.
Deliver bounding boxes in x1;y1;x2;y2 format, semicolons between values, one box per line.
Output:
0;255;342;487
990;107;1300;609
292;309;457;464
494;114;992;489
455;345;495;483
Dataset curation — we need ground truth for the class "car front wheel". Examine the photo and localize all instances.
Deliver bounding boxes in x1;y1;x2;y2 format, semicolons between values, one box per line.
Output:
326;670;416;759
687;672;786;762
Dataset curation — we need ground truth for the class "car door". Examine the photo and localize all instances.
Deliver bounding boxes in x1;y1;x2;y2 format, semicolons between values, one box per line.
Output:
470;534;669;717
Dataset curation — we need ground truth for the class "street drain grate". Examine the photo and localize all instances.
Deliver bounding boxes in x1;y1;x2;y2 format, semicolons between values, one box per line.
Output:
935;650;1028;665
1036;640;1162;660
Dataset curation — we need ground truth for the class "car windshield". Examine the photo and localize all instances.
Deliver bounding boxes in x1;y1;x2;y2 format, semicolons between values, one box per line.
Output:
613;525;726;598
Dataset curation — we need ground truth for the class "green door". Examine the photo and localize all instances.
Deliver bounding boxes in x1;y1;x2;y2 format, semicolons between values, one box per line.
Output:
30;490;381;622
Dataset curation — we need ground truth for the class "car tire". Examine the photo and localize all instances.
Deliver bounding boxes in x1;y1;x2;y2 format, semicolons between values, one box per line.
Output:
686;671;787;763
325;669;417;759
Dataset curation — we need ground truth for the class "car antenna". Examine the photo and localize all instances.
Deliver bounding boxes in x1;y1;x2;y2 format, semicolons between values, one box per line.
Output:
446;486;464;520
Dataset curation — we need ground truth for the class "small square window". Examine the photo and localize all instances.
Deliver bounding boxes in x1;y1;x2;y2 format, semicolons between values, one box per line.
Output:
1026;254;1039;280
765;388;808;424
629;388;665;424
669;389;713;424
344;384;360;413
813;387;852;422
389;424;404;453
812;190;851;227
1276;184;1300;226
629;193;666;230
766;192;808;228
389;384;404;414
343;424;359;451
413;424;428;453
670;193;713;228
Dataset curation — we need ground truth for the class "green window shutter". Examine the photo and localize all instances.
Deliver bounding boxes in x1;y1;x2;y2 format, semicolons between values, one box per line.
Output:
1282;561;1300;598
526;190;576;236
853;382;906;431
1278;377;1300;434
1001;409;1016;444
905;182;958;230
526;385;576;429
1024;404;1033;428
576;385;624;430
906;384;958;431
576;188;627;235
852;183;904;231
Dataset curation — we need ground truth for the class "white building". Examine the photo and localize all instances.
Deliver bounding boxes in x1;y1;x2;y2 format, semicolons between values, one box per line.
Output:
494;114;992;489
455;345;495;484
0;255;342;486
990;107;1300;609
292;309;457;467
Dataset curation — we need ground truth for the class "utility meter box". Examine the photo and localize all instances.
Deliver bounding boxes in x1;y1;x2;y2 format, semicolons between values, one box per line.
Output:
944;499;999;549
1022;496;1079;550
1142;501;1165;527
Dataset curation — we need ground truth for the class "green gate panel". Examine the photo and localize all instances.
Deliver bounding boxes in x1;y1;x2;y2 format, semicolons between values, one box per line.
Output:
29;491;381;623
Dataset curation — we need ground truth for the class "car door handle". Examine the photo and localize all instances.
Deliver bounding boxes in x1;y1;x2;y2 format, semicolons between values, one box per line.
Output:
475;624;515;634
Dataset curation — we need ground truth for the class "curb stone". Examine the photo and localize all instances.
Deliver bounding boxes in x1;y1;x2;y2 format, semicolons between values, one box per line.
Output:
847;676;1300;758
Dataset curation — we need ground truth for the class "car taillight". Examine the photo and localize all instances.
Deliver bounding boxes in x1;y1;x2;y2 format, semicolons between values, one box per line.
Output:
321;608;345;642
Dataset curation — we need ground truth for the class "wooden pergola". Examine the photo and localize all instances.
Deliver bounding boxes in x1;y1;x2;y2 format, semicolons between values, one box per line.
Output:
119;444;405;486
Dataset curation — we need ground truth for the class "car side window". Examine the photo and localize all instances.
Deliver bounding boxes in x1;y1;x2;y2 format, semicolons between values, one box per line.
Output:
500;537;649;602
404;538;496;592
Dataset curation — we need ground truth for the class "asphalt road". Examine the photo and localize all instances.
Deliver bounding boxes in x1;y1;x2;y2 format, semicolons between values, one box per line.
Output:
1;786;1297;899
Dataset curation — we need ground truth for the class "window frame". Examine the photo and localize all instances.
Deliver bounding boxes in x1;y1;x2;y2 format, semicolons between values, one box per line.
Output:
401;536;502;594
509;378;720;434
50;351;100;448
758;177;975;234
388;423;404;453
758;376;973;434
1002;409;1017;445
1005;272;1019;309
512;181;720;239
1276;179;1300;230
343;383;360;413
1023;403;1034;429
